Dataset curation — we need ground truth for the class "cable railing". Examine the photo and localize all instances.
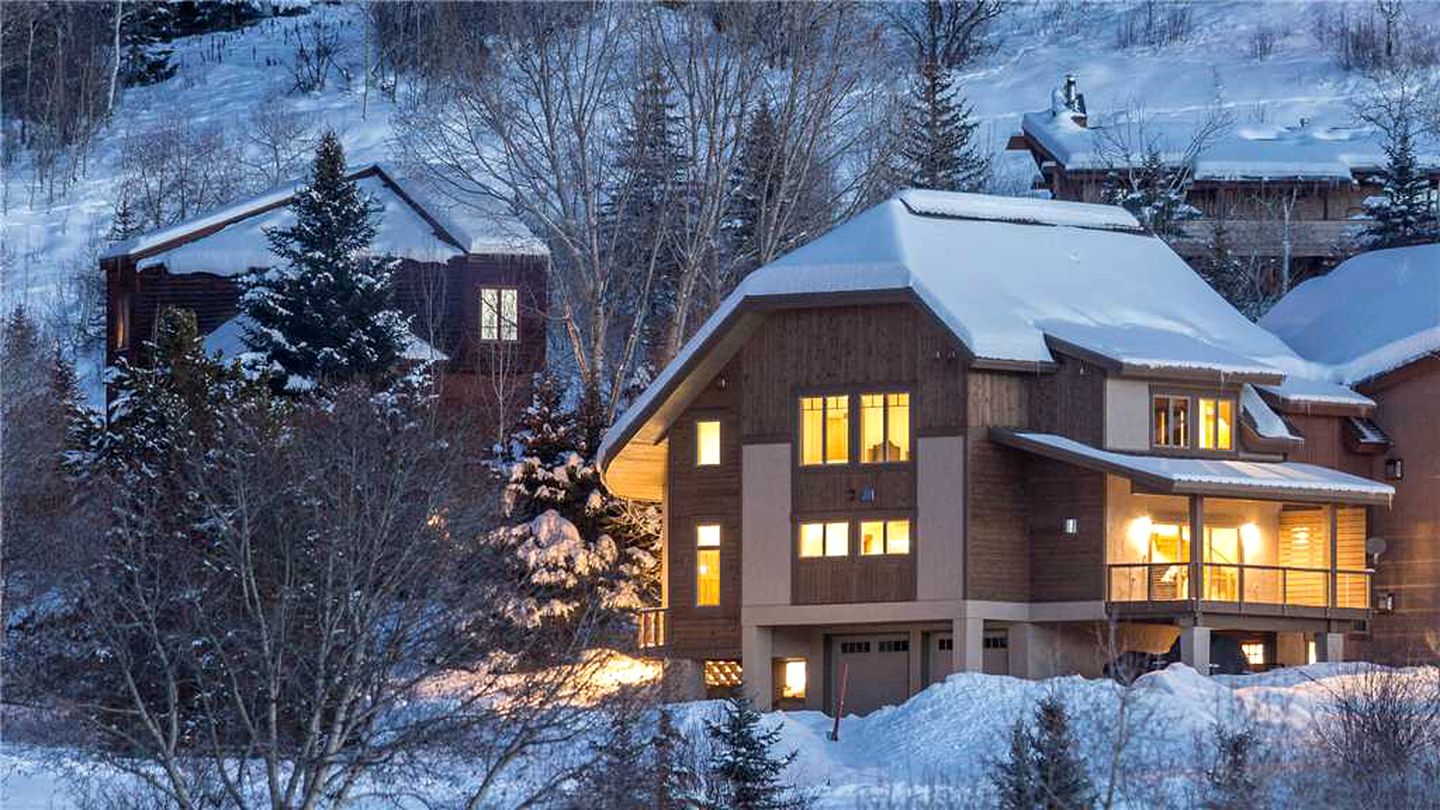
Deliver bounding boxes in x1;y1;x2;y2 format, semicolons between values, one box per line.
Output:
1107;563;1370;609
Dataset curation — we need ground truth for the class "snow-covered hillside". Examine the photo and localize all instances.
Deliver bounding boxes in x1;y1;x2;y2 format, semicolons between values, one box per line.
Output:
3;1;1436;395
4;662;1436;808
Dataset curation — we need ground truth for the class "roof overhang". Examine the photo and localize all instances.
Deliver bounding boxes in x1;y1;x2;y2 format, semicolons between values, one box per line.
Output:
1044;334;1286;386
992;428;1392;506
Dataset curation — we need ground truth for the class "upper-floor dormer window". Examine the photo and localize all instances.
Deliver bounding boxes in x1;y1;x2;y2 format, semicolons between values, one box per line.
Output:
480;287;518;342
1153;393;1234;452
860;393;910;463
800;395;848;465
696;420;721;466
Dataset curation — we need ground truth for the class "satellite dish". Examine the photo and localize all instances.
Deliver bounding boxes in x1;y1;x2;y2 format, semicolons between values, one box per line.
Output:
1366;536;1388;557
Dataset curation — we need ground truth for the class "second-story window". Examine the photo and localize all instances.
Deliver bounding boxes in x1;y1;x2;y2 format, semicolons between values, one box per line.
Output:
800;395;848;465
480;287;519;342
1197;397;1234;451
696;524;721;606
799;521;849;557
696;420;721;466
860;392;910;463
1152;395;1189;448
860;519;911;555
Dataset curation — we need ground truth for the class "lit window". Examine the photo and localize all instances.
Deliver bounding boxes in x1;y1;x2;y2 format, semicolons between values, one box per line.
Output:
1241;642;1266;667
799;522;849;557
1198;398;1234;451
696;525;721;606
696;420;721;466
800;396;849;466
1306;639;1317;665
860;393;910;463
1153;395;1189;447
860;519;911;555
480;287;519;342
780;659;806;700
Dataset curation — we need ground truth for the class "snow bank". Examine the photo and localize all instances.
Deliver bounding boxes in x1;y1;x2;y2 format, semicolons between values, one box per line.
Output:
1262;244;1440;385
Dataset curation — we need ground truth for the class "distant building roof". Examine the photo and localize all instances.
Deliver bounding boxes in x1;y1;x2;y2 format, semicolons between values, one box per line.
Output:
102;164;546;274
1262;243;1440;384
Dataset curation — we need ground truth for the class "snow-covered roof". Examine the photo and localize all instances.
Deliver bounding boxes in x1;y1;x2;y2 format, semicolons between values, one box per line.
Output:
1020;108;1440;182
1240;384;1298;443
103;165;546;275
204;313;448;362
993;429;1393;505
600;190;1370;495
899;188;1141;231
1261;244;1440;385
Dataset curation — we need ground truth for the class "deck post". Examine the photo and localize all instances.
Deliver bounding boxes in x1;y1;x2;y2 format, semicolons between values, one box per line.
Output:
1189;495;1204;615
1328;505;1339;609
741;624;774;710
1179;625;1211;674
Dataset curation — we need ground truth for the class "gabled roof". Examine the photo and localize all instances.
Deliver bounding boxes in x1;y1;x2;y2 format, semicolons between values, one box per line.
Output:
1261;244;1440;385
102;164;546;274
993;429;1392;506
599;190;1356;500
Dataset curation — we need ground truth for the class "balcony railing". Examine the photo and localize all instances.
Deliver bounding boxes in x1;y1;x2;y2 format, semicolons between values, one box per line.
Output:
637;607;667;651
1107;563;1371;610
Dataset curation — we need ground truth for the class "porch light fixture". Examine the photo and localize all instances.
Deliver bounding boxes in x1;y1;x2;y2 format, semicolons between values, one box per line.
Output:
1063;518;1079;535
1385;458;1403;480
1378;591;1396;613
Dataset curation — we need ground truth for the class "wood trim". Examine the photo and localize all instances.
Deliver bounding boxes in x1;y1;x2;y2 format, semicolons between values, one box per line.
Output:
1147;386;1241;458
1255;386;1374;418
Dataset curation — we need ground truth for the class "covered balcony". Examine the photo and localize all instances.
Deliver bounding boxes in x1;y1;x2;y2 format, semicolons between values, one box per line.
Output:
992;430;1394;620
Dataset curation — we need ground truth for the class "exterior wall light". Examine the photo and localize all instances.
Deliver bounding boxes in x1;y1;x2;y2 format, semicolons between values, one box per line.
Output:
1063;517;1079;535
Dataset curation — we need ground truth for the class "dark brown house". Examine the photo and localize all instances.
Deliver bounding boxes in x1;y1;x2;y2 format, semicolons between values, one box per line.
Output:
1007;76;1440;279
103;164;547;426
1263;244;1440;665
601;190;1393;715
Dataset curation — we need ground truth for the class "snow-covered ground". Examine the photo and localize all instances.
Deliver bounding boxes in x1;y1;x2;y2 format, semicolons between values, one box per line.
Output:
3;661;1434;808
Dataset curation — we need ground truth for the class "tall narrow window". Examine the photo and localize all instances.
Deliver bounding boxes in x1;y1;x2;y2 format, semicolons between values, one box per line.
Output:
860;519;911;555
696;524;721;606
1152;395;1189;448
1197;397;1234;451
799;396;849;466
696;420;721;466
860;392;911;463
799;522;849;557
480;287;519;342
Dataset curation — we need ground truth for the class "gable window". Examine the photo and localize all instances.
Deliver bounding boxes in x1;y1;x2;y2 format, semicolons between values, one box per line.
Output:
799;521;849;558
860;519;911;555
860;393;911;463
696;524;721;606
1153;395;1189;448
1197;397;1234;451
696;420;721;466
480;287;519;342
800;395;849;466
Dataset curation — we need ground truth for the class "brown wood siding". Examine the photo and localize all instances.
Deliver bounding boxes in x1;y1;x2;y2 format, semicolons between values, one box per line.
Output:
1360;358;1440;664
1030;355;1104;445
965;371;1031;601
663;357;743;658
1286;413;1373;477
395;253;547;376
132;267;240;359
793;554;915;604
1027;459;1105;602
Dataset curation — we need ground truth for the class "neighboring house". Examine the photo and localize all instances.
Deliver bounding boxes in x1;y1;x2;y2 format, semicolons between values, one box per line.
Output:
600;190;1393;715
1262;244;1440;665
103;164;548;424
1007;76;1440;278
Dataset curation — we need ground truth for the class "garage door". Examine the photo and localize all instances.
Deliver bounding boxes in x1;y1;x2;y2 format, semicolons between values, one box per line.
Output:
831;634;910;716
925;632;953;687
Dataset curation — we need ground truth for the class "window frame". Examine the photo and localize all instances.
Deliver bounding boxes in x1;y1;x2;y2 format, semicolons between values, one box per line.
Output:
795;512;915;561
479;286;520;343
694;522;723;608
858;391;912;465
695;418;722;467
796;387;915;470
1148;387;1239;457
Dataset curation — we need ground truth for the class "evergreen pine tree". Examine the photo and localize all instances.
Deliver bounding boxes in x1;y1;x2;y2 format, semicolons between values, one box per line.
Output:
107;195;143;245
893;60;988;192
1363;113;1439;248
241;131;409;391
655;708;705;810
729;97;784;274
574;705;655;809
1030;696;1093;810
513;372;579;464
706;696;805;810
1101;148;1198;237
991;720;1040;810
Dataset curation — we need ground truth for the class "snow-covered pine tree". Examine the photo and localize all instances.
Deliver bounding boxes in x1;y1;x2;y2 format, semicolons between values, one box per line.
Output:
241;131;409;392
1101;148;1199;237
605;67;688;376
706;696;805;810
655;707;705;810
1030;695;1093;810
729;96;784;275
893;60;988;192
513;371;578;463
1363;111;1439;248
990;720;1040;810
1198;214;1276;321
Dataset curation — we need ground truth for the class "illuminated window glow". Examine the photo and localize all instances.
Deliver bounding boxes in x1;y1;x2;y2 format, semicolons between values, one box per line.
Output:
696;420;721;466
800;396;849;465
1198;397;1234;450
780;659;806;700
861;520;912;555
696;525;721;606
799;522;849;557
480;287;519;342
860;393;910;463
1241;642;1266;667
